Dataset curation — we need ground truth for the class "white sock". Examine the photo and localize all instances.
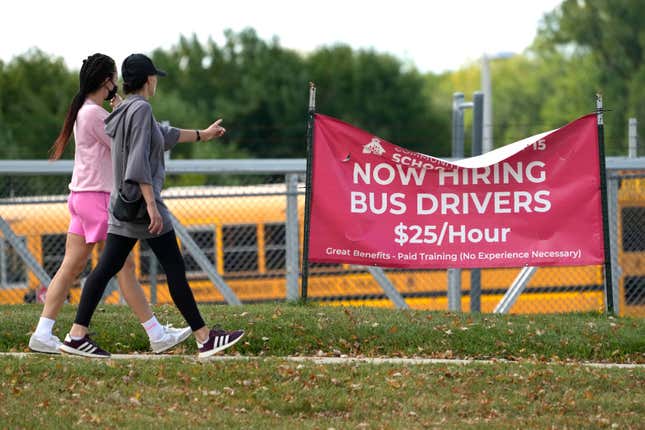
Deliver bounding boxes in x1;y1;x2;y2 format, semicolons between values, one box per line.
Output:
142;316;164;342
196;333;210;347
34;317;55;338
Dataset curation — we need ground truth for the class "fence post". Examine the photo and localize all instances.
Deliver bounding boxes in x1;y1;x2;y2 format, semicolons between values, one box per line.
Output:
470;91;484;313
448;92;476;312
149;252;158;305
301;83;317;301
285;173;300;301
606;174;621;314
596;94;615;314
628;118;638;158
0;216;51;289
170;214;241;305
448;93;464;312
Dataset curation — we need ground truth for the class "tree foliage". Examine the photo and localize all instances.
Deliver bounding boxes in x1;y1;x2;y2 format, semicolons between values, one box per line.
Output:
0;50;76;159
534;0;645;154
1;10;644;165
427;0;644;155
0;29;449;163
149;30;449;159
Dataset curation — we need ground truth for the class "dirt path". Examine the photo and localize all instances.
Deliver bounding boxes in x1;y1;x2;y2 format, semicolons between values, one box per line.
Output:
1;352;642;368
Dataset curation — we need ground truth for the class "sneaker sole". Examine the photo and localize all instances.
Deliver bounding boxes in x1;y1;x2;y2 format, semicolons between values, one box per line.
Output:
198;332;244;359
152;328;193;354
59;344;111;359
28;337;62;355
28;345;61;355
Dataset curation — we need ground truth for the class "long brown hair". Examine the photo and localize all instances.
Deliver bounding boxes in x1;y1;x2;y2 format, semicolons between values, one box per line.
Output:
49;53;116;160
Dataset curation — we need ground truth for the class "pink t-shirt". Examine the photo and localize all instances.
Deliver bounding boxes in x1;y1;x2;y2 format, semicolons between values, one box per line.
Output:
68;100;113;192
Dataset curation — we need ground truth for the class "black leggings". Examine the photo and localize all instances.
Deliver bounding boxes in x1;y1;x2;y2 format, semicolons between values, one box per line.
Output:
74;230;206;331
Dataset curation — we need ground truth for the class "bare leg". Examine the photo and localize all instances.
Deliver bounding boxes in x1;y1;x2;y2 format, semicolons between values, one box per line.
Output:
116;253;153;323
70;233;136;338
194;326;210;343
41;233;94;320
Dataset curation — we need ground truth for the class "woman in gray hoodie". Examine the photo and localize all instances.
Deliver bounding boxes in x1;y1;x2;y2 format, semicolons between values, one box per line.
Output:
59;54;244;358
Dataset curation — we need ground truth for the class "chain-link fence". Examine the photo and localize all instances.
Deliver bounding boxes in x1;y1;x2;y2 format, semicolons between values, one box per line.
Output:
0;159;643;316
613;173;645;316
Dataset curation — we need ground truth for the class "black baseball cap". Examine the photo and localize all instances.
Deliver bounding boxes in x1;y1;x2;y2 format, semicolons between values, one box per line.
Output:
122;53;167;83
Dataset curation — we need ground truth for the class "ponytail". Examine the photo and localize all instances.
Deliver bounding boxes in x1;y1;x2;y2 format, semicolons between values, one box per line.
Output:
49;92;85;160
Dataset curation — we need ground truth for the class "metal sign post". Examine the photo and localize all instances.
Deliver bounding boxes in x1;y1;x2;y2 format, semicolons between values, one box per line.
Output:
596;94;615;314
301;83;317;301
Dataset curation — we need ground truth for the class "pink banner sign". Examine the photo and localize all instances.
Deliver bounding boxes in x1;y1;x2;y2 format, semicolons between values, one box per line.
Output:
308;113;604;268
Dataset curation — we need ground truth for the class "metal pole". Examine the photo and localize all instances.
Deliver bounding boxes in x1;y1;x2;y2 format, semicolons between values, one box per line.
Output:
481;55;494;153
366;267;409;309
472;92;484;155
170;214;241;305
606;174;621;314
470;91;483;313
448;92;465;312
493;267;537;313
0;238;6;287
596;94;615;314
149;252;157;305
285;173;300;301
301;83;316;301
628;118;638;158
0;216;51;288
452;93;465;159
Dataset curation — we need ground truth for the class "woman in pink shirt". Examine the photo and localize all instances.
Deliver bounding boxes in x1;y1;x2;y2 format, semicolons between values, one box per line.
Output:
29;53;190;355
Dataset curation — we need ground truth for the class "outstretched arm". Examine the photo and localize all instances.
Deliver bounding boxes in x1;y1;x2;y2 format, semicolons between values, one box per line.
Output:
177;119;226;143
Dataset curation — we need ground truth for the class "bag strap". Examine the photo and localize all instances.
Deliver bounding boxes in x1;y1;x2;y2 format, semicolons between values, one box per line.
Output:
119;120;128;192
118;99;148;193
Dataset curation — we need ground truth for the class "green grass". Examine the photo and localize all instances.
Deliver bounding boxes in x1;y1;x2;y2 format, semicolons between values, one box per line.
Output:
1;303;643;362
1;356;643;429
1;304;644;429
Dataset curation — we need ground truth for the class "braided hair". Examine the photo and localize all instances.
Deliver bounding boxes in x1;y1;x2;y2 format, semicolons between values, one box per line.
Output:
49;53;116;160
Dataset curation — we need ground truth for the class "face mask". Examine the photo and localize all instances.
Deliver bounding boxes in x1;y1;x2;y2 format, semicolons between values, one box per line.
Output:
105;83;118;101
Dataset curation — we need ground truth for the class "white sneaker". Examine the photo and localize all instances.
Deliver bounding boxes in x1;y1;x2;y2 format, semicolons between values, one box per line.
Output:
150;325;192;354
29;333;62;354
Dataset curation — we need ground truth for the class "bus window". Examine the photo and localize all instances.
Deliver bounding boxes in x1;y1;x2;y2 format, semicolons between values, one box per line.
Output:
264;223;286;271
622;207;645;251
41;234;90;278
624;276;645;305
42;234;66;277
139;240;163;278
222;224;258;273
0;237;27;286
182;227;216;273
309;262;344;271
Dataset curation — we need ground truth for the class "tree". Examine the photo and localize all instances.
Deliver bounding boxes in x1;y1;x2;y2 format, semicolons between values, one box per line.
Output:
536;0;645;154
307;45;450;156
151;30;450;159
151;30;309;159
0;49;76;159
1;31;451;166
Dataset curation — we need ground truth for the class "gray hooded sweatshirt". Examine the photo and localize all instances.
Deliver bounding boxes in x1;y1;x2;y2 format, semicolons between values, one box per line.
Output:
104;95;180;239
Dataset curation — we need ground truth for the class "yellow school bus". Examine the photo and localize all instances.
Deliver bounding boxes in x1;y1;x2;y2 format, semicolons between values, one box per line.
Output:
0;180;642;316
616;175;645;316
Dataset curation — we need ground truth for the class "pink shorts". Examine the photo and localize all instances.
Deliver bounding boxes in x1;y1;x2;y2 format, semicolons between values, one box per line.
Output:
67;191;110;244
